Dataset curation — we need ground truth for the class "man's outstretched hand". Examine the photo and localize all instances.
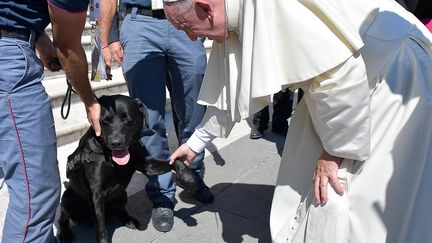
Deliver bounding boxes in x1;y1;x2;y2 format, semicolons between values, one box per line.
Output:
169;143;197;167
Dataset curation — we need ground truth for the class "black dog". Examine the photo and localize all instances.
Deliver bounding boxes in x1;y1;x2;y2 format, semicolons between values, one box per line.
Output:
57;95;198;243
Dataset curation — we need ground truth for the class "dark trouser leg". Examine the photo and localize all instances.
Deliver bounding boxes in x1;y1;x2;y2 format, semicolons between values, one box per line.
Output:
272;90;293;136
252;106;270;131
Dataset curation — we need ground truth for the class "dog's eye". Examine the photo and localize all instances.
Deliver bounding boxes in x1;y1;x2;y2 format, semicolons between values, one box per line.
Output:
120;113;135;124
101;117;113;124
125;119;135;125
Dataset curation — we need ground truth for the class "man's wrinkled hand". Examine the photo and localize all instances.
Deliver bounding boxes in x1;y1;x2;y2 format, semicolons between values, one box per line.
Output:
169;143;197;167
313;151;344;205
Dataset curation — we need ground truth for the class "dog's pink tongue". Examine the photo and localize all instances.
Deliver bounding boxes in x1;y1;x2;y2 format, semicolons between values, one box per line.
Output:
112;149;130;165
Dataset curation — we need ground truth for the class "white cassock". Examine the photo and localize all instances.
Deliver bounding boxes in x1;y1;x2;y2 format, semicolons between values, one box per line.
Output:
193;0;432;242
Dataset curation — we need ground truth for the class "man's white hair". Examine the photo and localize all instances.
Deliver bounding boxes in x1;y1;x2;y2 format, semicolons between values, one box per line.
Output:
163;0;192;6
163;0;191;3
163;0;193;19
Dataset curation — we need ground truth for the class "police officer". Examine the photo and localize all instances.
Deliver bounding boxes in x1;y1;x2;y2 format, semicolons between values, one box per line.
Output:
100;0;214;233
0;0;100;241
0;1;61;242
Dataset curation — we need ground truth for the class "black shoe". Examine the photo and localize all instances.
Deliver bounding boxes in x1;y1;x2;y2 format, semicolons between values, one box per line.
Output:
192;183;215;204
152;202;174;232
250;127;264;139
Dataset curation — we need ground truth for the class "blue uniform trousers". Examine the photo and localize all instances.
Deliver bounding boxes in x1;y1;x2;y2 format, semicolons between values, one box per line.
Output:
0;36;60;243
120;8;207;204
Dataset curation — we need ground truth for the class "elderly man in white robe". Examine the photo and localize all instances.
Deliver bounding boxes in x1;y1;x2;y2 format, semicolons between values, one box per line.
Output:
163;0;432;242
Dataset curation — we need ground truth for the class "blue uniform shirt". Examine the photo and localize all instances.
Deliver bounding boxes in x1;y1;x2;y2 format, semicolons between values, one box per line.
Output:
0;0;50;35
121;0;151;9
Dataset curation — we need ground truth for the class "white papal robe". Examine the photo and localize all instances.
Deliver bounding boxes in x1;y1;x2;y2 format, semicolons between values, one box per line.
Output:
193;0;432;242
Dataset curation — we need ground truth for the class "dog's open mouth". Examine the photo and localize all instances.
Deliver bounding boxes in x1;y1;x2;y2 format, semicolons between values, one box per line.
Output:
112;148;130;165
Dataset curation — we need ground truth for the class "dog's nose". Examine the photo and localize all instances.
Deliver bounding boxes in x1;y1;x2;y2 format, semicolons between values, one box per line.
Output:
109;137;122;148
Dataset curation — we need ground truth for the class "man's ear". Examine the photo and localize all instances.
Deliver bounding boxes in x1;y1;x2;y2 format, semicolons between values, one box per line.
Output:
134;98;155;136
195;1;213;21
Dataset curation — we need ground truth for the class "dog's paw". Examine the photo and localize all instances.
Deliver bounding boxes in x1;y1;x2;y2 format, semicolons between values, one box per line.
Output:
124;216;140;230
173;160;199;193
57;228;74;243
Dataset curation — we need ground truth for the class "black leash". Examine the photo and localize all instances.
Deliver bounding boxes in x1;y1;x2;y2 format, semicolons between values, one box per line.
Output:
61;78;75;120
61;78;99;120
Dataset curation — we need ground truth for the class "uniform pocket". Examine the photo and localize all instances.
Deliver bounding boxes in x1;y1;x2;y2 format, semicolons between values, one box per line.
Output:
0;40;27;93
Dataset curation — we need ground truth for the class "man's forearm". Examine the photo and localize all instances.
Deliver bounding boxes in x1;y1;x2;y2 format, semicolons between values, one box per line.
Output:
56;45;96;106
186;124;217;153
48;6;101;135
48;8;96;106
35;32;52;52
100;0;117;47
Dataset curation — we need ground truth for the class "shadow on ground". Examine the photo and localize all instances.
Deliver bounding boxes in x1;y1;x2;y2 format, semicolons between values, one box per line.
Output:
177;183;275;243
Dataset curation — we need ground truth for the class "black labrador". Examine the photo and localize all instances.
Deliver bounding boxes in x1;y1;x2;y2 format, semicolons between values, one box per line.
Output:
57;95;198;243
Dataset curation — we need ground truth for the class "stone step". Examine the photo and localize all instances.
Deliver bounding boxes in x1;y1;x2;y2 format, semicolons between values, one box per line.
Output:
43;67;126;108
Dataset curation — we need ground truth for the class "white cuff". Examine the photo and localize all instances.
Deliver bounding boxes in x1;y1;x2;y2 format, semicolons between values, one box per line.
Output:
186;124;217;153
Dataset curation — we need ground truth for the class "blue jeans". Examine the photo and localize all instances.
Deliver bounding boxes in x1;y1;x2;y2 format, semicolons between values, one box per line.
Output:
120;9;207;204
0;36;60;243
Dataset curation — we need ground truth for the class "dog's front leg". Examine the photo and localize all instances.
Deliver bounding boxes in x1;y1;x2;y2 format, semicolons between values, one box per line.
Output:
140;157;199;193
57;207;73;243
57;189;75;243
91;193;109;243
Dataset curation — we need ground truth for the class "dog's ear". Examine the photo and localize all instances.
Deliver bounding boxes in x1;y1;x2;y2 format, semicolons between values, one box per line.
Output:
134;98;155;136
